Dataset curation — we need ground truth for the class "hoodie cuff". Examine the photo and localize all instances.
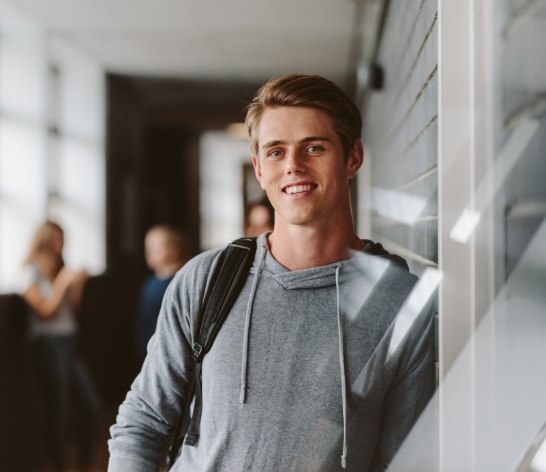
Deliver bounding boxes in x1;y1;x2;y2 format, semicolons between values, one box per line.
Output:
107;456;160;472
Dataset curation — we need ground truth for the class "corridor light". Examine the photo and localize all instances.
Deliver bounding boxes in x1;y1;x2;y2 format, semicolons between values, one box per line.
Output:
449;208;481;243
371;187;427;225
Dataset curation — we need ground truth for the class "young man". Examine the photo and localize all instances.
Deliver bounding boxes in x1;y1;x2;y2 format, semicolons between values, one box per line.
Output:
108;74;435;471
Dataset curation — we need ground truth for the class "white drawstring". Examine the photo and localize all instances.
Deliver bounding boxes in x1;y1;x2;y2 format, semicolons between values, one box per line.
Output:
240;252;348;468
239;246;267;404
335;266;348;469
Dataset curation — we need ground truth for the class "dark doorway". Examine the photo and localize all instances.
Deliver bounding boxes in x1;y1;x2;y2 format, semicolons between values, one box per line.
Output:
106;74;261;274
82;74;260;406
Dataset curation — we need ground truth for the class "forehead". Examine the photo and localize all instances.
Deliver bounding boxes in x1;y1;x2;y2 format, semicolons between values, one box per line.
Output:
146;230;166;245
256;106;338;147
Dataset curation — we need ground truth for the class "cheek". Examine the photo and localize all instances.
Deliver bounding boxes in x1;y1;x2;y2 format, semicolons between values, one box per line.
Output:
255;163;275;190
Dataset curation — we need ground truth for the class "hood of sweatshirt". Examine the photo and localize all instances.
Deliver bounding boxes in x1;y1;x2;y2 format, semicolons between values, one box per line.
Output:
249;234;408;290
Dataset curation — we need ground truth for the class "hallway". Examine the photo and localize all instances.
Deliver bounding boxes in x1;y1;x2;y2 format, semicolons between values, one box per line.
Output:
1;0;546;470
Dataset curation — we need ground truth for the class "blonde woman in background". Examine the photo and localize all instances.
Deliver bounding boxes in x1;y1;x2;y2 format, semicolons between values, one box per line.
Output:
19;220;101;472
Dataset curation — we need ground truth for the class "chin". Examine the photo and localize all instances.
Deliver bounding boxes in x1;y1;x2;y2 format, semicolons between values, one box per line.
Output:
282;215;315;227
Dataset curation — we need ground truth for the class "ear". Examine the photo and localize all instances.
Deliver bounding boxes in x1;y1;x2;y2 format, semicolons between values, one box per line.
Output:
346;139;364;180
252;155;265;190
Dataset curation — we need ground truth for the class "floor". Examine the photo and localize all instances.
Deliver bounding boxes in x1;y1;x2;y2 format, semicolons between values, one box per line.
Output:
33;405;117;472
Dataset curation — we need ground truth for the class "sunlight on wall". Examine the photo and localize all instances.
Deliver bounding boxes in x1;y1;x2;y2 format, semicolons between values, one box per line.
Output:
0;3;105;290
199;131;251;250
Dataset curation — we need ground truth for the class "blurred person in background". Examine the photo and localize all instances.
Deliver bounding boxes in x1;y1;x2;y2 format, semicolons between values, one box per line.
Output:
136;225;191;365
244;198;274;237
19;220;102;472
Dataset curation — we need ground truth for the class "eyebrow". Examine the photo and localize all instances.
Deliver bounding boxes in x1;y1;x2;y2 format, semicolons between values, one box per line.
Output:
261;136;333;150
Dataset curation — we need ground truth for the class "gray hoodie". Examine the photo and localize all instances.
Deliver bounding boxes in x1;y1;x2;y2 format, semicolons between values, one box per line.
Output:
108;233;435;472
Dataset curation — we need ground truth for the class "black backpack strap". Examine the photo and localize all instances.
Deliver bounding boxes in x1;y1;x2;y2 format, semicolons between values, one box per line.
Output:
190;237;258;362
168;237;257;463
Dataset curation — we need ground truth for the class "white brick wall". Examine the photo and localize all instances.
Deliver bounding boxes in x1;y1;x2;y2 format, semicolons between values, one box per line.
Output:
359;0;438;277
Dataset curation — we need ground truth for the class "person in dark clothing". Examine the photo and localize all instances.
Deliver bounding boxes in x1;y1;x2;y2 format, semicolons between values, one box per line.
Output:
136;225;191;364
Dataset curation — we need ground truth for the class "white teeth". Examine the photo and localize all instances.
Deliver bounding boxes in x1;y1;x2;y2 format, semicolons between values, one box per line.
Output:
286;184;312;194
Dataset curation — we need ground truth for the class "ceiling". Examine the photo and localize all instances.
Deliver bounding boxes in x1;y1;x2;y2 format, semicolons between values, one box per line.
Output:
6;0;384;88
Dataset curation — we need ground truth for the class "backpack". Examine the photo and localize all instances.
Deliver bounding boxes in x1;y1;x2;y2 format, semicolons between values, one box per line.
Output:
168;236;257;467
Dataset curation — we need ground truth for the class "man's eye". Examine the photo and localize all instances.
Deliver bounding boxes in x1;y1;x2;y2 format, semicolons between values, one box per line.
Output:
268;149;283;158
307;145;324;154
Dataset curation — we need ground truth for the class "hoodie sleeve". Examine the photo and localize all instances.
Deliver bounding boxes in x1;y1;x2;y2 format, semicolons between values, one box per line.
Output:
371;305;436;471
107;252;215;472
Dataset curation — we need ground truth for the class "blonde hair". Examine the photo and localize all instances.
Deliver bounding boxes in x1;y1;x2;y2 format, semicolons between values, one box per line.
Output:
146;225;191;264
25;220;65;280
245;74;362;158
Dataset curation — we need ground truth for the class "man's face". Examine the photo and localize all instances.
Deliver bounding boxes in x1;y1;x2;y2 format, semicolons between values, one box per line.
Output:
251;106;362;229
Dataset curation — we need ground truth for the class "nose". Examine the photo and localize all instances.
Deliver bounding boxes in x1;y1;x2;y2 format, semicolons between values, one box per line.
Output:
284;148;305;174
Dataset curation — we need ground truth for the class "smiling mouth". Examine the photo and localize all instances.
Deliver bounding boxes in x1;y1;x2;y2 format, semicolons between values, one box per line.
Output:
284;184;316;195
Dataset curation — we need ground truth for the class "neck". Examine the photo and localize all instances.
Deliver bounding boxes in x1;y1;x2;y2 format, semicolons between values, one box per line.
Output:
267;220;363;271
